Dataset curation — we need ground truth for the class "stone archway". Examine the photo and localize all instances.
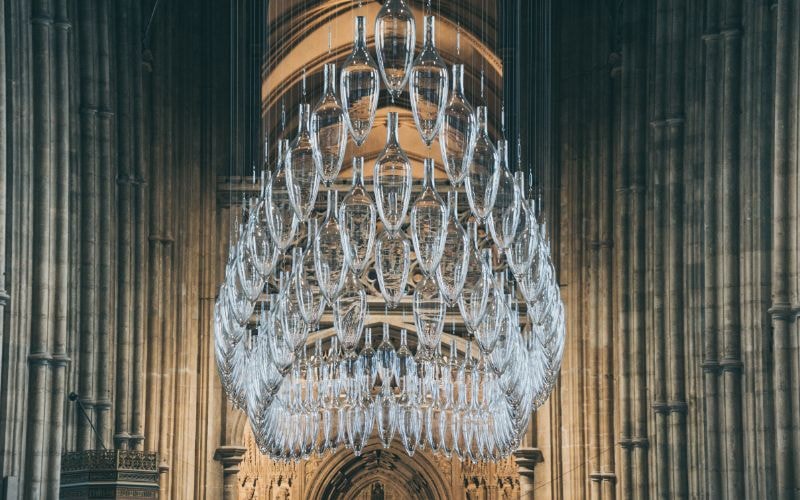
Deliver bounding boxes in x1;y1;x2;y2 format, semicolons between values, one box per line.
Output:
304;440;451;500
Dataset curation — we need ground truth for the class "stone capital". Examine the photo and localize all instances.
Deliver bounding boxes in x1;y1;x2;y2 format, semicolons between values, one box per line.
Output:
214;445;247;475
513;447;544;478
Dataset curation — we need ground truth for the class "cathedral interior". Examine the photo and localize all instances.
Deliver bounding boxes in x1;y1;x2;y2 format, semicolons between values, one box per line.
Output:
1;0;800;498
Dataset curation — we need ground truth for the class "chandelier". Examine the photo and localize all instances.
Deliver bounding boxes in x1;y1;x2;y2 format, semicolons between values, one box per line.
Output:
214;0;565;463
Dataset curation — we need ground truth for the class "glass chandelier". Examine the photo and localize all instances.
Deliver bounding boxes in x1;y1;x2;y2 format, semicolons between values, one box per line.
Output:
214;0;565;463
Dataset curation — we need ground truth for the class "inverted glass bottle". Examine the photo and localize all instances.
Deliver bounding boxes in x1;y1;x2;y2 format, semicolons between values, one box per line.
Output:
266;139;299;250
314;189;348;303
341;16;380;147
312;63;347;186
440;64;475;185
409;16;448;146
410;158;448;276
375;0;416;101
465;106;499;222
488;139;521;251
339;157;377;274
374;112;412;233
286;103;322;221
435;191;470;306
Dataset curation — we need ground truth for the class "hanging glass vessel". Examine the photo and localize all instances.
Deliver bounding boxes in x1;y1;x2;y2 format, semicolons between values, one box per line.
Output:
339;157;377;274
465;106;499;221
435;191;470;306
374;0;415;101
409;16;448;146
238;225;264;302
297;219;325;329
281;261;310;351
286;103;322;221
413;275;446;352
487;139;521;252
458;226;492;330
314;189;348;303
341;16;380;147
374;112;412;233
440;64;475;185
311;63;347;186
507;177;539;276
247;173;279;278
266;139;299;250
267;295;295;375
376;323;398;389
410;158;447;275
375;230;411;308
333;271;367;353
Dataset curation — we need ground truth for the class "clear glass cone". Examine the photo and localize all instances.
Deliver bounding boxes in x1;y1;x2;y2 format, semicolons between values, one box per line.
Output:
458;231;492;330
413;275;446;351
409;16;448;146
312;63;347;185
375;230;411;308
435;191;470;306
266;139;299;250
508;182;539;277
282;261;310;351
465;106;499;221
247;179;280;278
333;271;367;353
267;296;296;375
488;139;521;251
286;103;322;221
339;157;377;274
297;220;326;328
375;0;415;100
374;112;412;232
440;64;475;185
314;189;349;302
377;323;398;388
341;16;380;146
410;158;448;275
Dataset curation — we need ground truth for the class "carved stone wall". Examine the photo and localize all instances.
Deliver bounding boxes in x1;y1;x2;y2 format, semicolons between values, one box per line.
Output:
234;426;520;500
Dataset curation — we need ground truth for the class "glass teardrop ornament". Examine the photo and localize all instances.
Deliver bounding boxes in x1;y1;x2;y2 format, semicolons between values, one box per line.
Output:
339;157;377;274
457;231;492;330
266;139;299;250
440;64;475;185
508;193;539;277
247;174;280;278
413;275;446;351
410;158;447;275
311;63;347;186
286;103;322;221
487;139;521;252
435;192;470;306
374;112;412;232
465;106;499;221
333;271;367;353
341;16;380;146
375;230;411;308
314;189;349;303
375;0;415;101
238;225;265;302
409;16;448;146
267;296;295;375
297;220;325;329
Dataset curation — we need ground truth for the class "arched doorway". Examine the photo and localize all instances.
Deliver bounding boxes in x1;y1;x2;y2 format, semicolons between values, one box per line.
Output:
304;441;450;500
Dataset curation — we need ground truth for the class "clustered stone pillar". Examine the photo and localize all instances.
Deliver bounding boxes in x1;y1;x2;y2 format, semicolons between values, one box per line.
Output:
214;446;247;500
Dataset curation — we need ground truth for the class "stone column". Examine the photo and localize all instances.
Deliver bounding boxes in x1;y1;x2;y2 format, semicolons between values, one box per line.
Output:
514;447;543;499
214;445;246;500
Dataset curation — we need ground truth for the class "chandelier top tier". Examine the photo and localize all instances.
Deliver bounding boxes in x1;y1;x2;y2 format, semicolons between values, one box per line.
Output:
215;0;564;464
